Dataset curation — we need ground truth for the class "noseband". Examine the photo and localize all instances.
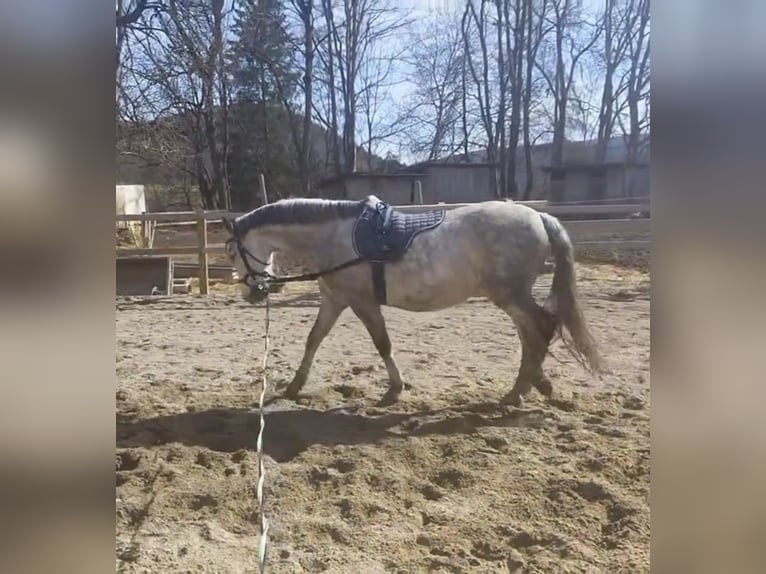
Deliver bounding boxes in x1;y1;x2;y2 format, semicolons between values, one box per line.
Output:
226;236;365;287
226;237;274;286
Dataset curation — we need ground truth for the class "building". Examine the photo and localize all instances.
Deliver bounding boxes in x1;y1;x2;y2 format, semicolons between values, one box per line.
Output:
315;135;649;205
315;162;499;205
400;162;496;204
541;136;650;203
315;172;427;204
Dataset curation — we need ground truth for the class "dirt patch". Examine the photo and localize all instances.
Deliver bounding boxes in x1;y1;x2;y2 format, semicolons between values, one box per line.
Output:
116;263;650;572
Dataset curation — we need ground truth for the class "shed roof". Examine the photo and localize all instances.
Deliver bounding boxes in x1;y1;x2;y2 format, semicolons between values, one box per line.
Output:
316;171;428;189
540;160;649;173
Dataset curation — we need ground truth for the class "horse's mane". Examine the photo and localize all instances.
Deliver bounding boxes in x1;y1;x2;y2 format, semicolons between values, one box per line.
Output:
234;197;366;234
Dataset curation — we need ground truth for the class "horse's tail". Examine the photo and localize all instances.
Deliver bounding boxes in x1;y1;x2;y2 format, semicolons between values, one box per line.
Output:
539;212;606;374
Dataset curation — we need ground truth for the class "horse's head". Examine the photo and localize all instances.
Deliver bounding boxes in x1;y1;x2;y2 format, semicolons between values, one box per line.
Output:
222;217;272;304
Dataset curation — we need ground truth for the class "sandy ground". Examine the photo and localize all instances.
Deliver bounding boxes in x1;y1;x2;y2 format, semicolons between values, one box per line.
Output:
116;263;650;573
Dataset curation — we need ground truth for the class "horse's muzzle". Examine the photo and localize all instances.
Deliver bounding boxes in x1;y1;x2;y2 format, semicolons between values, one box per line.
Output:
242;282;269;304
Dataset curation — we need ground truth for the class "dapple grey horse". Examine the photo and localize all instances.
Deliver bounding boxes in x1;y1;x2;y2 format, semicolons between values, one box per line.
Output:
222;196;604;407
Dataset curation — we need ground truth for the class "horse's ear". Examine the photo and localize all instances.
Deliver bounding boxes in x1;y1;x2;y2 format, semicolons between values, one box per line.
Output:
222;217;235;235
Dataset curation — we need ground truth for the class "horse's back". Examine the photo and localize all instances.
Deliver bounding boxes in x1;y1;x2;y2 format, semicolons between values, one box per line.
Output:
377;200;549;310
441;200;547;240
436;199;549;281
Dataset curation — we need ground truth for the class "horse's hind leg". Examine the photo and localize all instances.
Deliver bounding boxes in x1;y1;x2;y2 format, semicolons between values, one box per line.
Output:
350;303;405;406
493;295;557;407
285;297;346;399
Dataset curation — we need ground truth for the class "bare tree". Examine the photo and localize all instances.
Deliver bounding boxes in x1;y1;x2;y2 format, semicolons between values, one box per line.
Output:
537;0;602;166
500;0;527;199
460;0;533;199
521;0;551;199
458;0;532;198
118;32;210;208
286;0;316;193
615;0;649;197
315;0;407;174
316;0;342;173
358;44;407;162
116;0;164;28
168;0;231;209
591;0;635;162
462;0;500;196
119;0;233;209
495;0;509;197
116;0;164;100
617;0;649;162
341;0;361;173
402;13;466;161
116;0;648;207
461;47;471;160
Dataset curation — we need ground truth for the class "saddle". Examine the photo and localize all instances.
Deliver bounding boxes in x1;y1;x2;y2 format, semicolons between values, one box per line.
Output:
352;196;446;305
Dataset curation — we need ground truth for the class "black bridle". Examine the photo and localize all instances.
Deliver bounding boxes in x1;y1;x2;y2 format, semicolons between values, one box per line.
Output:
226;236;365;287
226;237;273;284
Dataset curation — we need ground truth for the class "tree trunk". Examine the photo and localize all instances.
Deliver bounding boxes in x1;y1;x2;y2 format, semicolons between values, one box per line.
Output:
322;0;341;174
624;0;650;197
196;158;217;210
495;0;508;198
206;0;228;210
461;54;469;160
522;0;542;200
300;1;314;194
505;0;524;199
217;9;231;210
551;16;567;167
342;0;358;173
595;0;615;164
463;1;498;196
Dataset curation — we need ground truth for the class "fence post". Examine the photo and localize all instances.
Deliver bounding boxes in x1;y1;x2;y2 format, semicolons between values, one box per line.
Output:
140;211;147;248
197;209;209;295
259;173;269;205
166;258;174;296
414;180;424;204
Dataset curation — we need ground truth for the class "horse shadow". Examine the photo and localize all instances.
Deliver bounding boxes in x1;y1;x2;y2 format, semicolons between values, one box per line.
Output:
117;398;551;462
117;404;414;462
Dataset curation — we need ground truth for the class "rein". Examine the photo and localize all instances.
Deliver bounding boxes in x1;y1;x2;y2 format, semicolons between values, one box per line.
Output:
227;237;364;286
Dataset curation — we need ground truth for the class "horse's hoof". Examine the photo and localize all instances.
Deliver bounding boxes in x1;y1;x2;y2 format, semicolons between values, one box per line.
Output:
534;377;553;398
376;389;401;407
501;392;522;408
284;377;305;400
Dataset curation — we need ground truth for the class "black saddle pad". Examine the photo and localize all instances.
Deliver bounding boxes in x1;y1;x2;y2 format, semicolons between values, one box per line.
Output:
352;198;446;263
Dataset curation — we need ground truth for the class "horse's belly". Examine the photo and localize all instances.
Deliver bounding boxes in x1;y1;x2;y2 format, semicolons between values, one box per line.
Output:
389;293;469;312
384;262;476;311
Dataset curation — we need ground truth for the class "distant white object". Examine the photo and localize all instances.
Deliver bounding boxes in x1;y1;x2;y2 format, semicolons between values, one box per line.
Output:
116;184;146;229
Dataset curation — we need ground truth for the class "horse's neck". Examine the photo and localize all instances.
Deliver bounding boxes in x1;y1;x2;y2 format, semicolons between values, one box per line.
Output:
262;220;355;266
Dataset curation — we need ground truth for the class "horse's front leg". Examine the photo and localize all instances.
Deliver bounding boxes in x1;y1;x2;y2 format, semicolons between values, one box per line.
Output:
351;303;405;406
285;297;346;399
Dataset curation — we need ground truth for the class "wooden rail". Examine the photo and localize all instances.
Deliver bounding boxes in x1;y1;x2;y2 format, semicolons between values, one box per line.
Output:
116;246;227;257
116;200;648;223
116;199;649;295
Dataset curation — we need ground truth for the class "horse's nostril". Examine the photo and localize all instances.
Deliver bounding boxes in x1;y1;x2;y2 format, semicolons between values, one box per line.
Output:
244;284;268;303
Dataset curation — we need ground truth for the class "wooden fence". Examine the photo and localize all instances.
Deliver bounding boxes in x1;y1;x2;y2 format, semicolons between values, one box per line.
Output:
116;199;649;295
